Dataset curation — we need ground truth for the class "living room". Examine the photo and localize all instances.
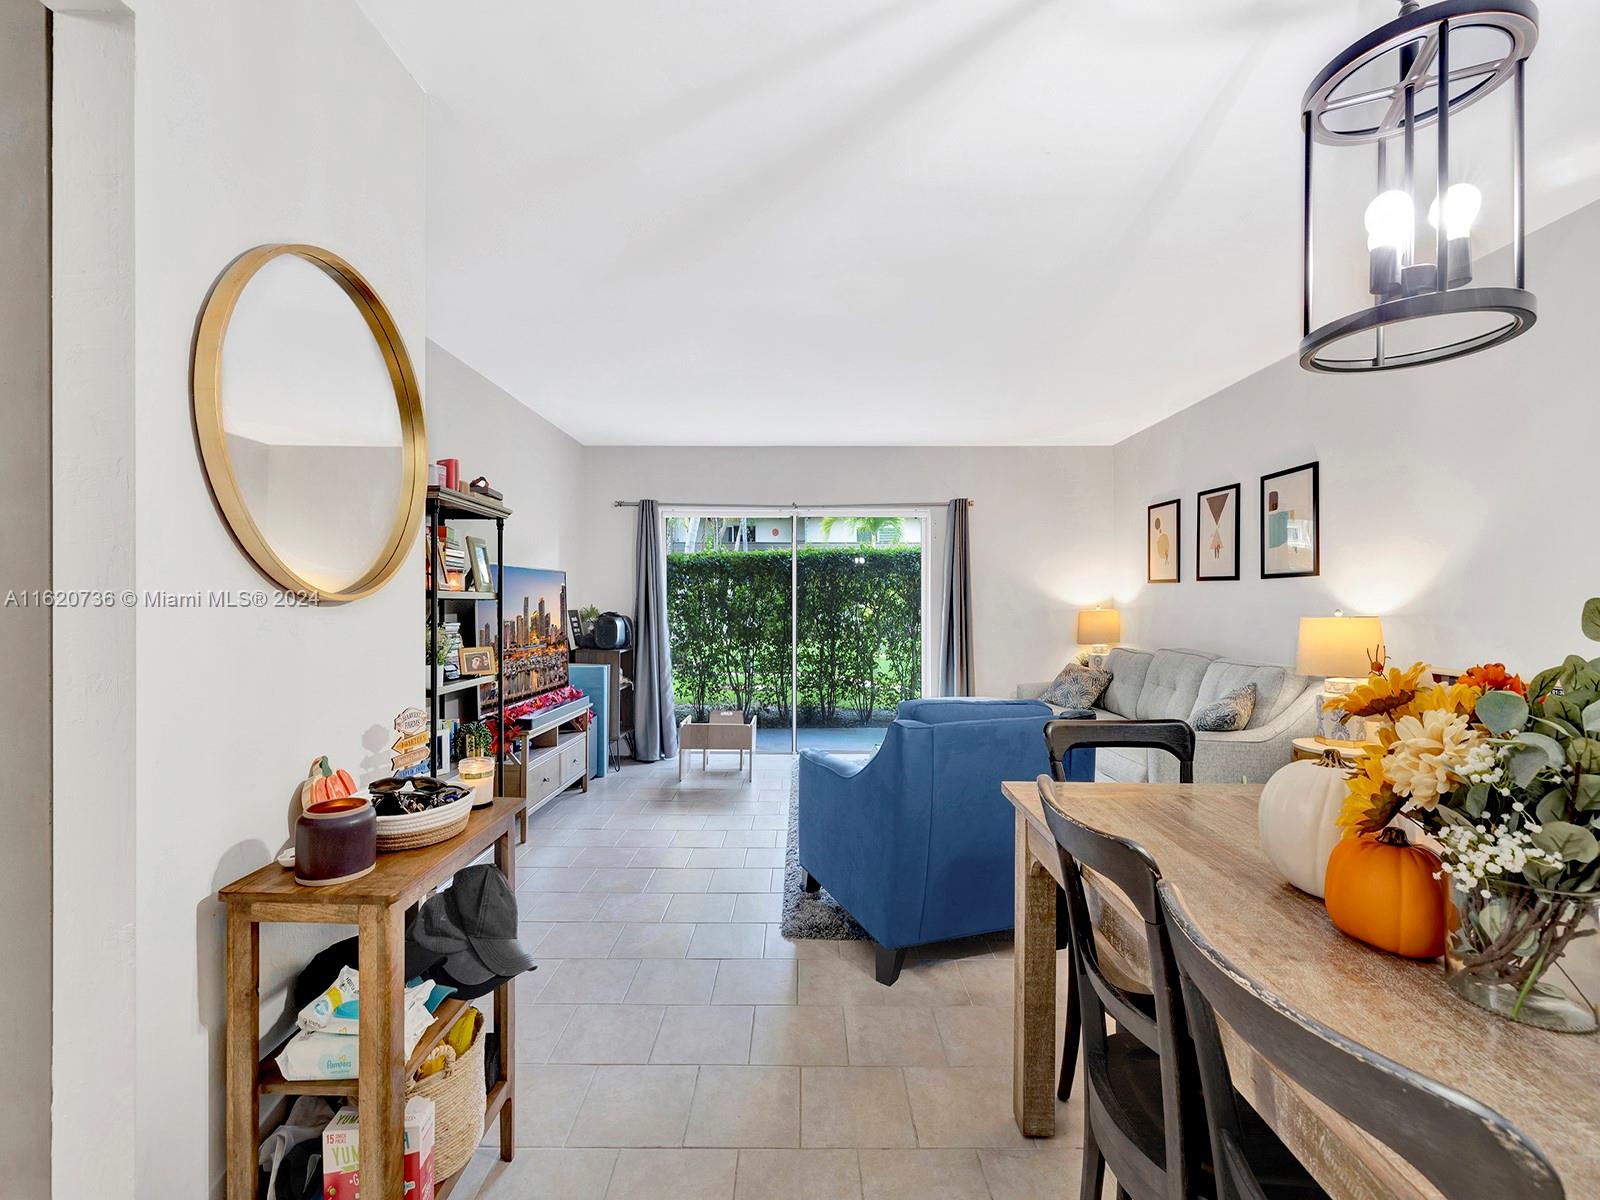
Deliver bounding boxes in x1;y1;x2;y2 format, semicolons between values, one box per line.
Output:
5;1;1599;1199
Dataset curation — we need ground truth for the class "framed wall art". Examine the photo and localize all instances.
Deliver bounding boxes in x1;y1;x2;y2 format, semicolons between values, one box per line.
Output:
1147;498;1181;583
1260;461;1320;578
465;535;494;592
459;644;498;676
1196;482;1241;581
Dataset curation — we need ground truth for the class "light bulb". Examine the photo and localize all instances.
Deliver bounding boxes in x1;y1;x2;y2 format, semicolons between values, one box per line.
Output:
1427;183;1482;239
1363;189;1413;251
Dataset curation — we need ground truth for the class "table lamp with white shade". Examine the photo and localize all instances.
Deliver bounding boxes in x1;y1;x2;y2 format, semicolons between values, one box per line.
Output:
1297;612;1385;741
1076;607;1121;669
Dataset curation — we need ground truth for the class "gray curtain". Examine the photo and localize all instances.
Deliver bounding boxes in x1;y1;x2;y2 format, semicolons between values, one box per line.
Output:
632;499;678;761
937;498;974;696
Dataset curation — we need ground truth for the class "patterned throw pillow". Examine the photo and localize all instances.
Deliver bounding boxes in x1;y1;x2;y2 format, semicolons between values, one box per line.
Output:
1042;664;1112;710
1192;683;1257;732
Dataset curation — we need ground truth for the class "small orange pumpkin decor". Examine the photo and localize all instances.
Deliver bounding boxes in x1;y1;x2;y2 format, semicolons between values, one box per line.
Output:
1323;827;1447;959
300;755;358;811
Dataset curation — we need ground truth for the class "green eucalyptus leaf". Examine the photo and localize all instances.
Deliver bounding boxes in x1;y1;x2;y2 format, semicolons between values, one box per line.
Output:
1564;655;1599;690
1585;701;1600;734
1537;786;1572;823
1576;774;1600;811
1507;744;1548;789
1462;783;1489;818
1569;737;1600;774
1475;899;1510;942
1515;731;1567;768
1532;820;1600;865
1583;598;1600;641
1477;689;1530;735
1524;858;1564;887
1542;694;1583;729
1529;667;1564;702
1435;805;1473;827
1533;715;1582;739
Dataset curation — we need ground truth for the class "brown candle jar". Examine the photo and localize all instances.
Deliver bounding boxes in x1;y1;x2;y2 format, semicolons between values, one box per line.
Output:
295;796;377;886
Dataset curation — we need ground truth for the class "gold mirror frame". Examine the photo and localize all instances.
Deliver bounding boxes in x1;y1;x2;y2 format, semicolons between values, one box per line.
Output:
191;244;428;602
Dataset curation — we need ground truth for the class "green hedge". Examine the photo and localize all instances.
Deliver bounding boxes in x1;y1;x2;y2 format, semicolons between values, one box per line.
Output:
667;545;922;724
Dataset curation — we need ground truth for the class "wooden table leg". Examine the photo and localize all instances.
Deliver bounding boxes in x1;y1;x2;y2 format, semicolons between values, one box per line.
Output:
358;903;407;1198
225;907;260;1200
495;823;518;1160
1013;812;1057;1137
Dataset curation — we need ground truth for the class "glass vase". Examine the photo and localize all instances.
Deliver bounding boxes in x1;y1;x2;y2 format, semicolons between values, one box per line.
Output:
1444;876;1600;1034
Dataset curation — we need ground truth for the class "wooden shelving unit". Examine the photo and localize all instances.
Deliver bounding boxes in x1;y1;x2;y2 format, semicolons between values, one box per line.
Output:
220;796;527;1200
426;485;512;790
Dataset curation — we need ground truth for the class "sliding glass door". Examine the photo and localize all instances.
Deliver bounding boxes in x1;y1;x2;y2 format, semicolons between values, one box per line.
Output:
794;514;924;752
664;509;929;754
664;514;793;751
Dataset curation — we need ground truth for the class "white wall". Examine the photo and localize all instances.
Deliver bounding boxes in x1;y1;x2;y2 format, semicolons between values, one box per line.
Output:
1111;199;1600;675
580;446;1115;698
50;4;136;1195
109;2;427;1195
425;341;587;585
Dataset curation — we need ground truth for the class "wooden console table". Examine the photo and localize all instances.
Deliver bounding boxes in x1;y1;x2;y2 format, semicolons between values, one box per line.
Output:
220;794;526;1200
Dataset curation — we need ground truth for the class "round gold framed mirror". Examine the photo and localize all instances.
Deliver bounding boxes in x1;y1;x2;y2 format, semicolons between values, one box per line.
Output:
192;244;427;602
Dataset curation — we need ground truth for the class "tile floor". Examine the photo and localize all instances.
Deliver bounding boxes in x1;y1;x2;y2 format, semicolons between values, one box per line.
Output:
452;754;1087;1200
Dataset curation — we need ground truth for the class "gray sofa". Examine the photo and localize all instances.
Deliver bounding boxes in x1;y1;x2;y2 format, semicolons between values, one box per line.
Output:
1018;647;1319;784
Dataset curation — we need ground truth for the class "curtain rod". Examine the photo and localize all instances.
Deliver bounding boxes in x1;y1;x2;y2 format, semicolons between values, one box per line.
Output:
611;500;971;509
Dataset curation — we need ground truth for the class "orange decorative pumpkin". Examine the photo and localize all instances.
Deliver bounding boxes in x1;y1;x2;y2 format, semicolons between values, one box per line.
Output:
300;755;358;810
1323;827;1447;959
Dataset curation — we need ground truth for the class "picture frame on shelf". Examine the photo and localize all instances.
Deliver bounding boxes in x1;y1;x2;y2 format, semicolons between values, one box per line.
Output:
1196;482;1241;581
1260;461;1320;578
567;608;588;650
1147;498;1181;583
434;528;464;591
460;644;498;676
466;535;493;592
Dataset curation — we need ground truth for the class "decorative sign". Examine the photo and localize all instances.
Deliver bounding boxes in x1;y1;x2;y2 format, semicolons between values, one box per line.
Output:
391;706;431;778
391;730;429;756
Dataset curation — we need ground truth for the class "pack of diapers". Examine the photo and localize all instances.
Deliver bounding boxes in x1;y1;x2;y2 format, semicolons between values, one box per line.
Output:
276;976;437;1080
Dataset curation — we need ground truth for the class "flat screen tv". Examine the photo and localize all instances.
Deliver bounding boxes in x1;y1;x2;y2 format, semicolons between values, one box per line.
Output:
477;566;568;705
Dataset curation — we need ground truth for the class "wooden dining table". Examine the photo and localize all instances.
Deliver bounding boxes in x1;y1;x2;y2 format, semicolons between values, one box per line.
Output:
1004;778;1600;1200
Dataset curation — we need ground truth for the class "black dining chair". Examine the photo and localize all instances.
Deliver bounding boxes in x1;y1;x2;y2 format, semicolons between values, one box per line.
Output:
1037;771;1205;1200
1043;718;1196;1106
1159;878;1564;1200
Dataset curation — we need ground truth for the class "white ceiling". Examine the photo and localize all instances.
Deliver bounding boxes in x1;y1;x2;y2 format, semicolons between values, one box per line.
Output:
359;0;1600;446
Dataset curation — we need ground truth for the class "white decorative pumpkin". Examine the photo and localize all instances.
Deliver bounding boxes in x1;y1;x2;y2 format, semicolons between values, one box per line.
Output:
1257;751;1351;897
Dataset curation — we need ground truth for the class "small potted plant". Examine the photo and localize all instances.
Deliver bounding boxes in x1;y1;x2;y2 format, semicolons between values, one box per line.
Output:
429;631;454;688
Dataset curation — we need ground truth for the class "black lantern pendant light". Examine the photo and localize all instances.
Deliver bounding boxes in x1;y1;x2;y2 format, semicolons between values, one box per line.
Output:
1299;0;1538;372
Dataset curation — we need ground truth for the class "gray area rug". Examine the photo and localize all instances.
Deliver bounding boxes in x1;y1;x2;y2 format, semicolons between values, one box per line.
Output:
781;760;869;941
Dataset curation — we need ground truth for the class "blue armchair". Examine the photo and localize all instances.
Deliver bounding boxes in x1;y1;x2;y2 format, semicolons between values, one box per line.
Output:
797;698;1094;984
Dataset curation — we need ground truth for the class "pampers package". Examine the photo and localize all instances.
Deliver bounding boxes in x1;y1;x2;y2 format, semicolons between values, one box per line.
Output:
322;1097;436;1200
276;979;436;1080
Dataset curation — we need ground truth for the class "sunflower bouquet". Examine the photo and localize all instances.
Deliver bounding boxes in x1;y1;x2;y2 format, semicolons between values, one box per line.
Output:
1329;600;1600;1030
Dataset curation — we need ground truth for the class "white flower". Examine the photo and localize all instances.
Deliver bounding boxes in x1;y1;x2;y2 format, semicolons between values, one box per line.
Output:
1436;819;1560;891
1385;710;1485;806
1462;742;1505;786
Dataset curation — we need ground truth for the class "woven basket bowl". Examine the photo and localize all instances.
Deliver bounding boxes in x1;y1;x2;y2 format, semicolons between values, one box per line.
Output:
407;1013;485;1178
375;793;471;853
